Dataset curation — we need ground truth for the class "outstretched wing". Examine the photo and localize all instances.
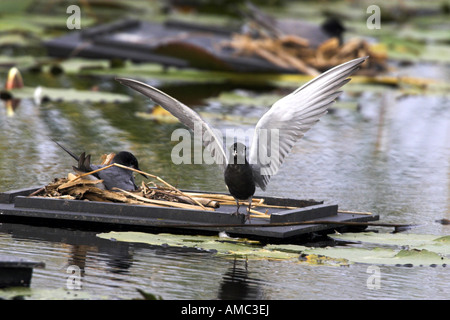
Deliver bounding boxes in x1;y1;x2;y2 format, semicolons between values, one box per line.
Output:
249;56;368;190
116;78;227;168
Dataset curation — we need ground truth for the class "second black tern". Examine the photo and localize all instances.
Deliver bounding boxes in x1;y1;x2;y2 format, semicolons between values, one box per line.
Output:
53;140;147;191
116;56;368;220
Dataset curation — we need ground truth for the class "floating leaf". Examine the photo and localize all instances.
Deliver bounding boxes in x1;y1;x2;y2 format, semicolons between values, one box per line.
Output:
0;55;38;70
4;86;131;103
97;231;450;266
53;58;111;74
0;14;95;35
264;236;450;266
330;232;437;247
97;231;299;260
397;27;450;44
331;232;450;255
0;33;35;47
300;247;450;266
135;289;163;300
0;287;91;300
265;243;450;266
264;244;348;266
264;244;307;253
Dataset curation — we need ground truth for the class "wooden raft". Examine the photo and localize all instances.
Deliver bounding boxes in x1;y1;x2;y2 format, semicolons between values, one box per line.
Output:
0;187;379;240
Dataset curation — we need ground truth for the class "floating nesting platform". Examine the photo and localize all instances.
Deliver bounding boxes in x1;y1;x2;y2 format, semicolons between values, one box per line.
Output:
0;187;379;241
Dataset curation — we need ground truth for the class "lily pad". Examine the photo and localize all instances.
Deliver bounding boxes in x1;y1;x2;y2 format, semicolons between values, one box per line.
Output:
52;58;111;74
0;34;36;47
0;14;95;35
97;231;299;260
0;287;91;300
97;231;450;266
3;86;131;103
301;247;450;266
331;232;437;246
0;55;39;70
330;232;450;255
266;242;450;266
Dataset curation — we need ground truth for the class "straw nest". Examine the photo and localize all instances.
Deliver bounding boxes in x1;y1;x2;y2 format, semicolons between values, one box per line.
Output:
29;160;275;218
221;35;386;76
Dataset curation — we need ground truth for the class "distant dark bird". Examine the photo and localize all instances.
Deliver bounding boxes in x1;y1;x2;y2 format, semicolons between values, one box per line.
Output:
244;2;346;47
116;56;367;219
53;140;147;191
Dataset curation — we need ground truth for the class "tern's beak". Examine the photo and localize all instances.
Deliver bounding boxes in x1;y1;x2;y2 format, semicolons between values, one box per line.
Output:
134;165;148;179
138;169;149;179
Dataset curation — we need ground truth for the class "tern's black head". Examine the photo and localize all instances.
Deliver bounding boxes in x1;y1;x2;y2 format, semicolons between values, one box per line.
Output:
113;151;148;178
229;142;248;165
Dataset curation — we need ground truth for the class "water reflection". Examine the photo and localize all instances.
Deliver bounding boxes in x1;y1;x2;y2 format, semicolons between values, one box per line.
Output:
0;223;268;299
101;244;134;274
218;258;265;300
0;223;136;292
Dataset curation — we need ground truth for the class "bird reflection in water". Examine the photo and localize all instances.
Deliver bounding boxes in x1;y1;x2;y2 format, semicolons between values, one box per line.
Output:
218;258;264;300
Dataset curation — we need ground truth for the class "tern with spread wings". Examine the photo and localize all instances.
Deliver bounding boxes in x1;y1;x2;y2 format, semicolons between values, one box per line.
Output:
117;56;367;220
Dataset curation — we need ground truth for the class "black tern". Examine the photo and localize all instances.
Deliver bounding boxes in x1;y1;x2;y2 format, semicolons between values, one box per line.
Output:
245;2;346;47
116;56;367;219
53;140;147;191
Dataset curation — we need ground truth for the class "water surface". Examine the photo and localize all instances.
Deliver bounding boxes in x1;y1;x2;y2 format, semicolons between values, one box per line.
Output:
0;64;449;299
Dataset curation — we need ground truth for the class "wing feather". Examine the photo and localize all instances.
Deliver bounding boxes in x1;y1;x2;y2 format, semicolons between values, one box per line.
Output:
116;78;227;168
249;56;368;190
